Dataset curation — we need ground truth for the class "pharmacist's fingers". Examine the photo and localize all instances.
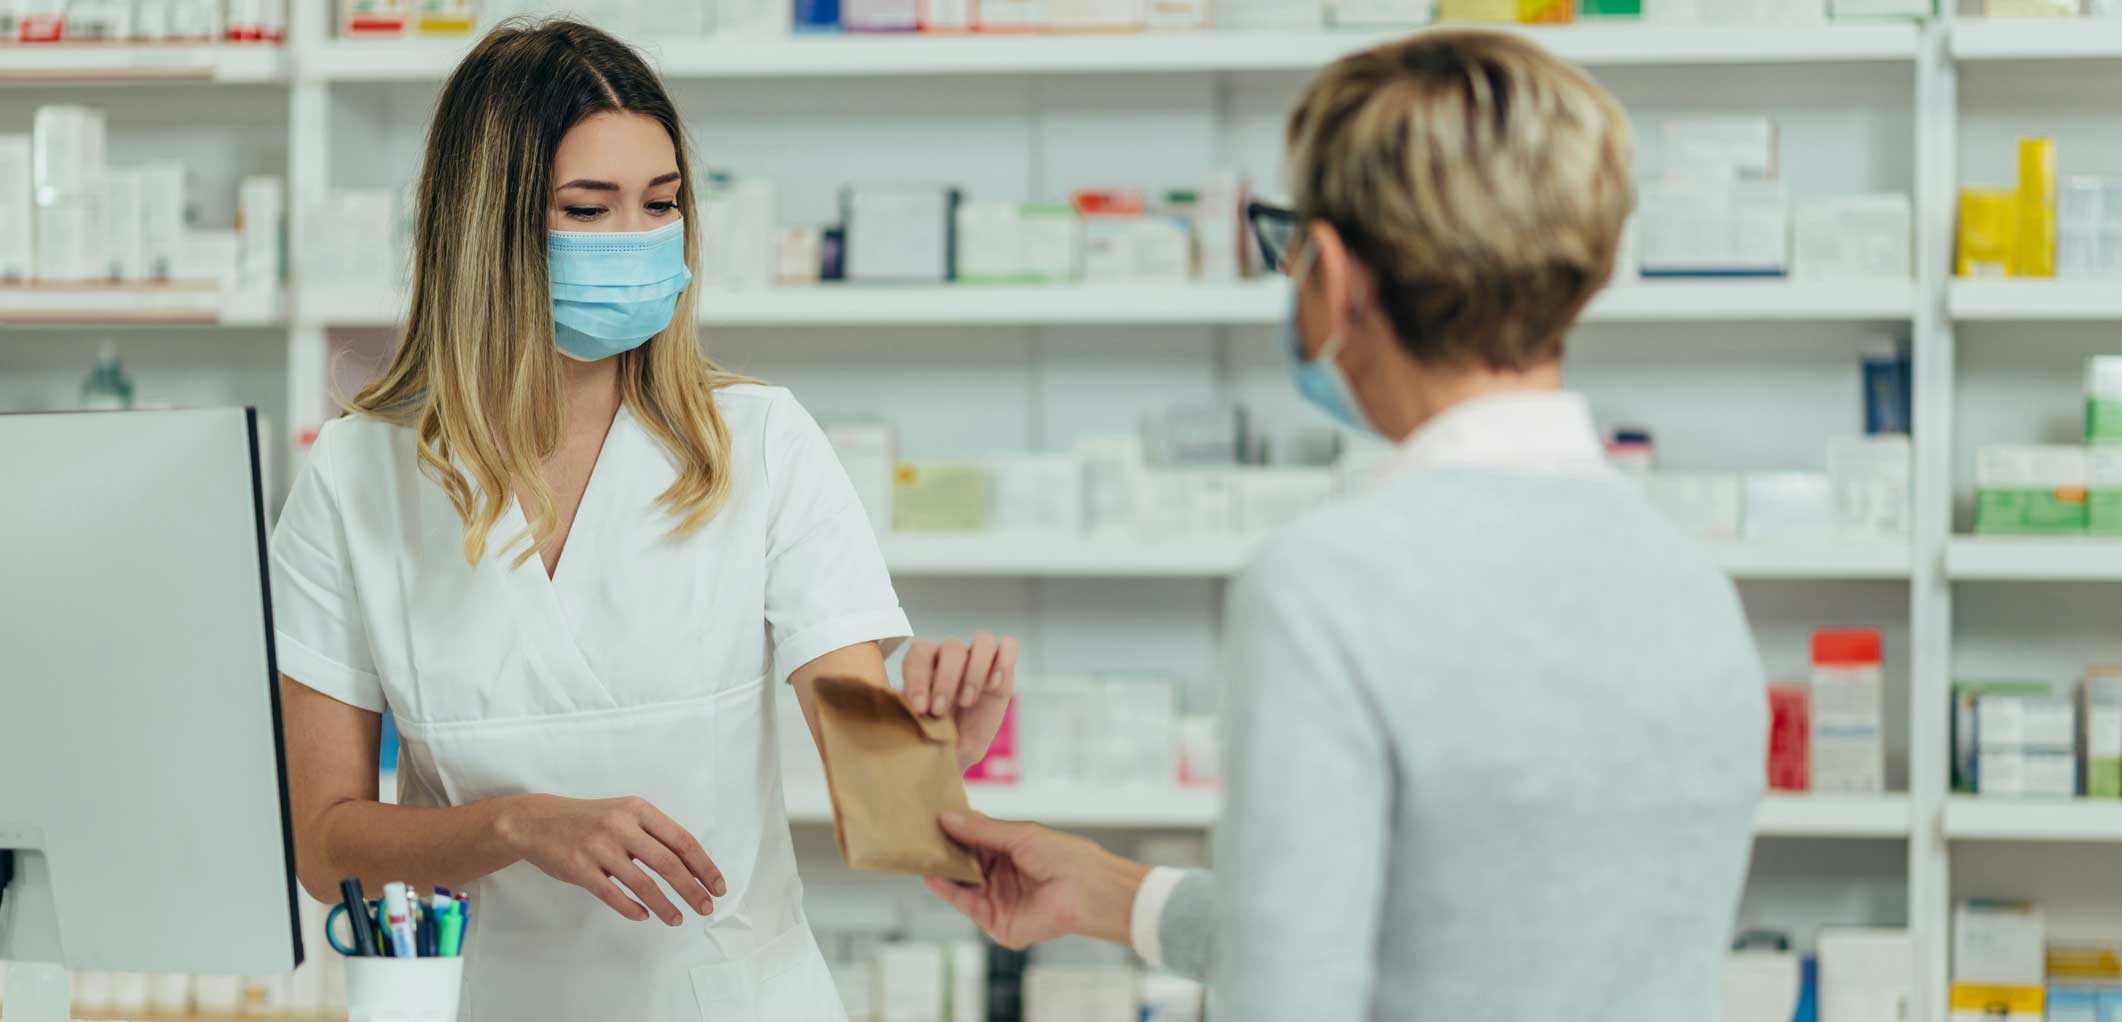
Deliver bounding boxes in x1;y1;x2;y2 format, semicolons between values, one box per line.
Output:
987;636;1019;695
925;639;971;717
902;638;938;718
924;877;1000;932
605;858;684;927
959;633;1001;708
938;811;1039;856
635;800;727;899
580;871;651;923
629;828;714;916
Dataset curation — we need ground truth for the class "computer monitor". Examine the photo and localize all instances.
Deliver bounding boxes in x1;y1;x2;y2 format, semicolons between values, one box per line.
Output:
0;408;303;1022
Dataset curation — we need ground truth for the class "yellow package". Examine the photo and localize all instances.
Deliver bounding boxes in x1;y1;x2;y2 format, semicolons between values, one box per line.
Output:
2013;136;2057;278
892;463;989;532
1949;984;2044;1021
1518;0;1573;21
2048;941;2122;980
1440;0;1517;21
1985;0;2074;14
1958;189;2016;278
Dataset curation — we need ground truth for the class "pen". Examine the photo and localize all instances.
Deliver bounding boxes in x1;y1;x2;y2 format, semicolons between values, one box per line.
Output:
372;899;391;957
429;889;452;957
338;879;379;957
382;882;416;960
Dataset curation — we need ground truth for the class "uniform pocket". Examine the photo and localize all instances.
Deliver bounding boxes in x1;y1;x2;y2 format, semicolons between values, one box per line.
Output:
689;923;843;1022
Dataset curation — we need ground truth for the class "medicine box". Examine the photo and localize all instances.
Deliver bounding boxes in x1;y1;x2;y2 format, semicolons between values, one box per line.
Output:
1021;205;1083;283
1768;682;1810;792
843;184;958;284
1046;0;1142;30
2086;356;2122;445
1828;436;1911;537
2054;986;2102;1022
1646;472;1744;540
1955;681;2053;793
1723;951;1801;1022
1811;629;1884;794
1743;472;1834;540
1948;985;2041;1022
1209;0;1324;26
2049;941;2122;982
1976;445;2089;534
1954;901;2045;987
1143;0;1206;27
2083;670;2122;797
823;422;895;538
1638;181;1790;277
1328;0;1433;26
1819;928;1911;1022
1660;117;1778;182
1829;0;1927;17
1958;189;2017;279
955;201;1027;283
973;0;1043;29
844;0;919;28
1978;748;2076;797
1438;0;1514;20
1984;0;2073;15
1793;194;1911;281
1977;694;2077;751
987;454;1084;535
339;0;406;34
0;135;30;282
891;463;988;532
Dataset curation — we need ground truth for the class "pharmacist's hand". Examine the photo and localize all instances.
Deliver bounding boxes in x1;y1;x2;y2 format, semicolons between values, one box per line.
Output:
497;793;726;926
902;632;1018;771
924;813;1147;951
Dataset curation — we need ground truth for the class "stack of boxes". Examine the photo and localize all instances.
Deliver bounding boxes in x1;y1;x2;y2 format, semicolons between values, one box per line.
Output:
0;104;281;295
1722;927;1913;1022
1;0;282;41
1765;629;1886;796
1974;357;2122;536
1960;137;2122;281
1953;903;2122;1021
1631;434;1912;545
1633;115;1911;283
1954;668;2122;800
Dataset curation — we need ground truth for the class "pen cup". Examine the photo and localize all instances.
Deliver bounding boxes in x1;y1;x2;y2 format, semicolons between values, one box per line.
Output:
344;955;463;1022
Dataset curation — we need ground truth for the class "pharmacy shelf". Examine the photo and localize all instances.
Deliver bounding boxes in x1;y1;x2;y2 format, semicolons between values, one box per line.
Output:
785;786;1909;835
0;284;284;326
302;24;1921;84
882;533;1259;577
1946;536;2122;581
1951;18;2122;61
0;42;286;84
1949;280;2122;322
302;280;1913;329
1754;793;1912;838
1943;796;2122;842
882;533;1912;579
784;783;1223;829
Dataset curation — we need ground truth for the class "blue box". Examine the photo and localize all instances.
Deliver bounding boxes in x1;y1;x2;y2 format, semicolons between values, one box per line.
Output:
2100;988;2122;1022
2053;985;2101;1022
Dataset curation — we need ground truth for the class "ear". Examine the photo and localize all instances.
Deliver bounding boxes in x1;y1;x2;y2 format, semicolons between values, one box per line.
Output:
1304;220;1372;340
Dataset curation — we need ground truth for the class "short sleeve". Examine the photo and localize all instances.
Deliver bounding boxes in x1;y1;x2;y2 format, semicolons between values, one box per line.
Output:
762;390;912;682
269;420;386;713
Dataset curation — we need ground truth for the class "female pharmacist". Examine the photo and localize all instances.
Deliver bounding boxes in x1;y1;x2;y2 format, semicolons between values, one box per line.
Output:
269;21;1011;1022
927;31;1768;1022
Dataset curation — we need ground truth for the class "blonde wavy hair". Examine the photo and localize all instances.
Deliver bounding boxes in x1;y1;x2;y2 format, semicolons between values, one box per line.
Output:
1285;30;1635;370
349;18;751;567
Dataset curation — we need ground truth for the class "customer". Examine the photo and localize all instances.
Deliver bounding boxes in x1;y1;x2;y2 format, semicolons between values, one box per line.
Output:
926;30;1767;1022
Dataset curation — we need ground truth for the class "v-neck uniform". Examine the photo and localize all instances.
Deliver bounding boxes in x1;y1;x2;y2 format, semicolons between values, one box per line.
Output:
267;384;911;1022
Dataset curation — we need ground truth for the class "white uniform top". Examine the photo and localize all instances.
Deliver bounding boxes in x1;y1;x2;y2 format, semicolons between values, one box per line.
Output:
269;383;909;1022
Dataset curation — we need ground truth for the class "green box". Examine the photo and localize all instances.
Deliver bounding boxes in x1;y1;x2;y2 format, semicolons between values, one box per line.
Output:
2088;398;2122;444
1579;0;1641;15
2092;491;2122;534
891;463;988;532
1975;489;2032;534
2027;489;2092;532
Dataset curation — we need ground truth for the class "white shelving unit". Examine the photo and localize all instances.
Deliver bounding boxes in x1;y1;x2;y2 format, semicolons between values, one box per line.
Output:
299;278;1916;328
0;42;287;83
1943;796;2122;842
1951;17;2122;60
28;10;2122;1020
878;533;1913;579
0;284;285;326
297;23;1921;82
1949;279;2122;321
1946;536;2122;581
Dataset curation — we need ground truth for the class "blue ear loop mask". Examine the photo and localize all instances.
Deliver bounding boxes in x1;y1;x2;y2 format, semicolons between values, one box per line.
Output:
548;217;693;362
1282;244;1375;435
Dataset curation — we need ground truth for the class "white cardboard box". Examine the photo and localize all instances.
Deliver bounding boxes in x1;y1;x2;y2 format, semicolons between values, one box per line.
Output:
1819;928;1911;1022
1794;194;1912;281
1953;902;2045;987
0;135;32;282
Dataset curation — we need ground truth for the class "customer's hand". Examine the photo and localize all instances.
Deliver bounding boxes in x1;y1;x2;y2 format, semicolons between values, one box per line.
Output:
902;633;1018;771
924;812;1148;950
497;793;725;926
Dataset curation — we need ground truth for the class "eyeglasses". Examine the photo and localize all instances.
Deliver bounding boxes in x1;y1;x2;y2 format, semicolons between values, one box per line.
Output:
1245;200;1301;275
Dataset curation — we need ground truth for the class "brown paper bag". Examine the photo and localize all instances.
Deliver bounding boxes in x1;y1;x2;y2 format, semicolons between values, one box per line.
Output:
811;675;985;884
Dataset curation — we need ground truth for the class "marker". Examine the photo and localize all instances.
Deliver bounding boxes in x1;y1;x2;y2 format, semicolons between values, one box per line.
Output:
381;882;416;960
437;899;465;958
429;889;451;957
337;879;378;957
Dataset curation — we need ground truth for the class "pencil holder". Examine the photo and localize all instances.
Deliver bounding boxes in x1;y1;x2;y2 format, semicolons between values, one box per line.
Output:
345;955;464;1022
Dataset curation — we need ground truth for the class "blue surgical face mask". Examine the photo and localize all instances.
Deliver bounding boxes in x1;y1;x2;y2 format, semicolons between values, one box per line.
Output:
548;217;692;362
1282;248;1374;435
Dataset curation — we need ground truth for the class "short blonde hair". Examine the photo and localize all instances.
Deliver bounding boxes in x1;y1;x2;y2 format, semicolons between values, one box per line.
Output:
1286;30;1634;370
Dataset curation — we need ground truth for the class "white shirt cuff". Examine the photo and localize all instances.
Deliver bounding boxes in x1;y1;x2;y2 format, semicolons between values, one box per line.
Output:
1130;866;1188;970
